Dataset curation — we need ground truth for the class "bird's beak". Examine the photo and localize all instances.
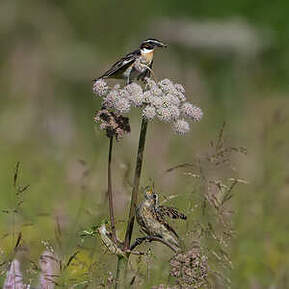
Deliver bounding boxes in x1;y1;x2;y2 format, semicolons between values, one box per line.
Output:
158;41;167;48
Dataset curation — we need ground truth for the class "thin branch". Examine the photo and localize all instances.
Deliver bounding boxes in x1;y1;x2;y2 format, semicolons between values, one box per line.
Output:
130;236;178;253
124;118;148;249
108;136;117;243
64;250;79;270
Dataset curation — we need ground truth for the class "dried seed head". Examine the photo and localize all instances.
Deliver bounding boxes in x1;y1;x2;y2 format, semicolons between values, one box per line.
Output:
95;108;130;140
169;248;208;288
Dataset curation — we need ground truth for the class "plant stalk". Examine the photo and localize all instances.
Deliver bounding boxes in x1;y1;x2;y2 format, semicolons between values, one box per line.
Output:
108;136;117;243
124;118;148;249
114;256;128;289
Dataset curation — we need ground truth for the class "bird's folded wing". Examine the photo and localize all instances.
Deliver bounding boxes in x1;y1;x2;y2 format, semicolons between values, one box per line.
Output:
100;50;139;79
154;208;179;238
158;206;187;220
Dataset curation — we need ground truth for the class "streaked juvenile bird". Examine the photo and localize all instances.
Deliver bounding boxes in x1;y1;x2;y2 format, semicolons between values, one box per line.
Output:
136;187;186;250
95;39;167;84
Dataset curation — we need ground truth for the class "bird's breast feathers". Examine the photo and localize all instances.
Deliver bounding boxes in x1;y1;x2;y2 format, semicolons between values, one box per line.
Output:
141;49;154;65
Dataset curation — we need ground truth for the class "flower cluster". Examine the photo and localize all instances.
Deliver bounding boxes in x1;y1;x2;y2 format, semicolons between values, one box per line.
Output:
94;108;130;140
3;252;59;289
93;78;203;135
169;248;208;288
39;251;59;289
3;259;25;289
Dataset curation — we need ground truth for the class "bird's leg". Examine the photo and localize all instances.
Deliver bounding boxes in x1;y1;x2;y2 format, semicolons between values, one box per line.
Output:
130;237;148;251
130;235;178;252
142;65;158;83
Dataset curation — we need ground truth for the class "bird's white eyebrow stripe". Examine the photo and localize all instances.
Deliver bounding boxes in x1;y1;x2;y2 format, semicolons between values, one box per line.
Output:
144;39;160;44
141;48;154;53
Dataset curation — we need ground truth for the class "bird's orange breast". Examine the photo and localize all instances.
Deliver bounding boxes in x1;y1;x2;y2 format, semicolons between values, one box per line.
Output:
142;51;154;64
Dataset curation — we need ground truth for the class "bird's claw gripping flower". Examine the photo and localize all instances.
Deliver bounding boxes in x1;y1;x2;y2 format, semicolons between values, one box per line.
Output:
93;77;203;135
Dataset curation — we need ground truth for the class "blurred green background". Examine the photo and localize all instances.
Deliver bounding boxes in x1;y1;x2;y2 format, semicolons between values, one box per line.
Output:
1;0;289;288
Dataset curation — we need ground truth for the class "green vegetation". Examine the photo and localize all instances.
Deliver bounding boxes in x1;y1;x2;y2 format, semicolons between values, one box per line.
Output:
1;0;289;288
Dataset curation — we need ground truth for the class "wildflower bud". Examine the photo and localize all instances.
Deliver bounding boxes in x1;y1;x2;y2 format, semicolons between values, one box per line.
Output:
92;77;203;136
114;97;131;114
93;79;109;97
103;90;119;109
165;94;181;106
181;103;203;122
172;119;190;135
157;107;173;122
158;79;175;94
125;83;144;106
142;106;156;120
146;92;163;108
144;78;157;89
174;83;185;94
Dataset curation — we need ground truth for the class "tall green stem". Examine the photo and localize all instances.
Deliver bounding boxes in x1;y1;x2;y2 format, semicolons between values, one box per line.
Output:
114;118;148;289
124;118;148;249
114;256;127;289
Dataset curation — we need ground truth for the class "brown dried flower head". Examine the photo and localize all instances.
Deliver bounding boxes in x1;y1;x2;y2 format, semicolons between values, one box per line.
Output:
169;247;208;289
94;108;130;140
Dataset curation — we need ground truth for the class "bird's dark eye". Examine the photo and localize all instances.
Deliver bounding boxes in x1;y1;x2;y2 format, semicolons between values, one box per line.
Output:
152;194;157;199
142;43;154;50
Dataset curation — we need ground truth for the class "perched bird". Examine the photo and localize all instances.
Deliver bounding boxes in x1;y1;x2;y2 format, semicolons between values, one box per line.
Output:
136;187;187;250
95;39;167;84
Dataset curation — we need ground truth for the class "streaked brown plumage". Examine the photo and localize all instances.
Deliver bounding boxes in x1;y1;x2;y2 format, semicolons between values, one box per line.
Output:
136;187;186;250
